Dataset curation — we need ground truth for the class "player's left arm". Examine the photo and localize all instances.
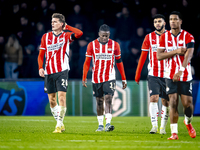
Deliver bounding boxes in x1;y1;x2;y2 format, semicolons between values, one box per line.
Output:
64;23;83;40
173;34;195;82
115;42;127;89
82;42;93;87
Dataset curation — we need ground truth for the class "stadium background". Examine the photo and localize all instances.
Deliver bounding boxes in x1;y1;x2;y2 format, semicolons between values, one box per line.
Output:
0;0;200;116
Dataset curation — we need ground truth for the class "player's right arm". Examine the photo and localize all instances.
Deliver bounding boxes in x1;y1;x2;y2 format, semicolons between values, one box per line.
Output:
157;34;186;60
135;35;149;84
64;23;83;41
38;34;46;77
82;42;92;87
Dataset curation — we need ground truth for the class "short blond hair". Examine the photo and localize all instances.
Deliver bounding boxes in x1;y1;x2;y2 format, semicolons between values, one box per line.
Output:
52;13;65;28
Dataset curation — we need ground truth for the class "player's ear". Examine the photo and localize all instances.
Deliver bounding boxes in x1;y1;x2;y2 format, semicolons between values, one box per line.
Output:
108;32;110;37
98;32;101;37
61;22;64;28
180;19;182;25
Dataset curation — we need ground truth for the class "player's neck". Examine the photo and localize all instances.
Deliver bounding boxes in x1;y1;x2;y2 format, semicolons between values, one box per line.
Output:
171;28;181;36
53;29;63;36
155;28;165;35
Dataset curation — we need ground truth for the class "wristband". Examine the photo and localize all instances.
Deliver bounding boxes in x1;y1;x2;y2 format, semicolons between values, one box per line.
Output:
122;80;127;84
179;66;185;72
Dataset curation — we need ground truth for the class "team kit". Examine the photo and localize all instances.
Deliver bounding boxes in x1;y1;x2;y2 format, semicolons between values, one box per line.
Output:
37;11;196;140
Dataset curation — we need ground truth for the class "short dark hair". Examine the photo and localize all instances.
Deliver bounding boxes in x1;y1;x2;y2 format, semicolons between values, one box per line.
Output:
99;24;110;32
153;14;165;21
170;11;183;20
52;13;65;28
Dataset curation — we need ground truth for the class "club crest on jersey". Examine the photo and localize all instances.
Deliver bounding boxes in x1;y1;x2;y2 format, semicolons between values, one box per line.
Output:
107;48;114;51
178;40;184;44
59;38;64;42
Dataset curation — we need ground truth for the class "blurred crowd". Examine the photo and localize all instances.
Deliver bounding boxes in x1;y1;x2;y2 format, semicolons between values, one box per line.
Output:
0;0;200;80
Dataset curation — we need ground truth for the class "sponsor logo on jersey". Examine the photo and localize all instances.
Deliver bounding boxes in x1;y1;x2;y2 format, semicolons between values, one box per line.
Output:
47;42;64;51
95;54;113;60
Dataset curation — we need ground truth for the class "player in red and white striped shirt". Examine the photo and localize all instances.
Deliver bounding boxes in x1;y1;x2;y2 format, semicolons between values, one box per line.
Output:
38;13;83;133
82;24;127;132
157;11;196;140
135;14;169;134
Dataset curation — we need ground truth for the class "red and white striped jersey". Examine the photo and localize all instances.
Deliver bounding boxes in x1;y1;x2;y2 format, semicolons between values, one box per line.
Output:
86;39;121;83
158;30;194;82
40;31;73;75
142;31;166;78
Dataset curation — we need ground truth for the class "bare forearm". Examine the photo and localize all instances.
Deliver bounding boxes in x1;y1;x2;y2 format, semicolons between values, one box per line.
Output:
157;49;176;60
182;48;194;68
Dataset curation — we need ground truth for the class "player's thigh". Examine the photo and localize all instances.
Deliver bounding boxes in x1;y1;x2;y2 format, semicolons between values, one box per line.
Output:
45;74;56;94
165;78;178;95
148;75;160;97
103;80;116;96
56;70;69;93
93;83;104;97
178;81;192;97
159;77;169;101
179;81;193;107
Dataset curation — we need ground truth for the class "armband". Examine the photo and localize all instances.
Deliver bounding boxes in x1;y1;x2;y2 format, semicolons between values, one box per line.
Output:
179;66;185;72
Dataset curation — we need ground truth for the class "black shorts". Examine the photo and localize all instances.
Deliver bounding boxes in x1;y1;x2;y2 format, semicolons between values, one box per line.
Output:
165;79;192;96
148;75;168;100
44;70;69;94
92;80;116;97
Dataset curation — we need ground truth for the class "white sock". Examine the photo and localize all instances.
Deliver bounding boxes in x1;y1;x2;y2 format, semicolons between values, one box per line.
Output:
149;102;158;127
184;115;193;125
50;104;58;121
97;115;104;126
105;113;112;124
160;105;169;129
56;106;66;128
170;123;178;134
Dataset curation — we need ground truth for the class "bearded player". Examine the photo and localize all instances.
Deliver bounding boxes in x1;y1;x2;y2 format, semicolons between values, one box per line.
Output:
135;14;169;134
38;13;83;133
157;11;196;140
82;24;127;132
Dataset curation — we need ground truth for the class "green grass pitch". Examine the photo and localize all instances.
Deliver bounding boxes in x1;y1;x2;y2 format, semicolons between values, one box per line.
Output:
0;116;199;150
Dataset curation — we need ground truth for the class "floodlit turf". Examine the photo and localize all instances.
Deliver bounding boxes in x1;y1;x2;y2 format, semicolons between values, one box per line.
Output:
0;116;199;150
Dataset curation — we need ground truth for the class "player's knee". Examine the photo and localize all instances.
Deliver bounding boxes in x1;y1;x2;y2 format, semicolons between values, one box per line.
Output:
105;94;112;105
169;96;178;109
96;97;104;107
182;97;193;108
161;98;169;107
150;95;159;102
49;98;56;107
58;95;66;105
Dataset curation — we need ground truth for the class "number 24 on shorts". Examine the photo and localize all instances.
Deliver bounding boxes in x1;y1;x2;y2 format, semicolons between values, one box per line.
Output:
61;79;68;87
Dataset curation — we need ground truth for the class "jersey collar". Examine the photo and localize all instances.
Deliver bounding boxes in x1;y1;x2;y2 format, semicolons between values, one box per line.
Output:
170;29;183;37
52;31;63;37
154;30;167;36
97;38;109;45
